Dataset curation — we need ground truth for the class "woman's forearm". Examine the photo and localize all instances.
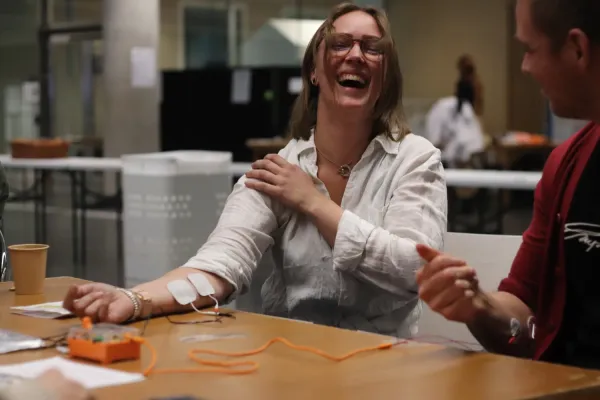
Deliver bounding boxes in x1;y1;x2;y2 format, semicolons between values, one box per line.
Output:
133;267;234;315
303;196;343;248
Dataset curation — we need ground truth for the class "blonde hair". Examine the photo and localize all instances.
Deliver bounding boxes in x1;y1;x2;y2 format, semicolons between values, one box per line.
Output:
287;2;410;141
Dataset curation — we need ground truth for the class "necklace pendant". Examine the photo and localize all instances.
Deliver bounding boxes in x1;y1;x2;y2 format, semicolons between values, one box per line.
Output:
338;164;352;178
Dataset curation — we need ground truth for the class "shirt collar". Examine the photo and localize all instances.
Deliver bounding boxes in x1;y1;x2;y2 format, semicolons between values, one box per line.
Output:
372;132;402;155
295;128;403;157
295;131;316;156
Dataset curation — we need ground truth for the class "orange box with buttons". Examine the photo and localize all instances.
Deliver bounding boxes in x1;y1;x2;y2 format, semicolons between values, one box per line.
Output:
67;318;141;365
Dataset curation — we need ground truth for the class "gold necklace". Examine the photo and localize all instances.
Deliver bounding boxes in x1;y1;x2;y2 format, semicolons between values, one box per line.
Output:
316;148;354;178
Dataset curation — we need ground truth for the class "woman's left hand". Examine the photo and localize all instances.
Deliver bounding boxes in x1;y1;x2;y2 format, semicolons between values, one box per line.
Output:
245;154;324;213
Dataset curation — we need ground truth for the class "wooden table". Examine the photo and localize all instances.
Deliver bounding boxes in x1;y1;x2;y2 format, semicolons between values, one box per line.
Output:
1;278;600;400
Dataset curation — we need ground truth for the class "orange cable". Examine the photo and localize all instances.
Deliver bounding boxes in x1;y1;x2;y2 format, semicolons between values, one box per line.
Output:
132;336;397;377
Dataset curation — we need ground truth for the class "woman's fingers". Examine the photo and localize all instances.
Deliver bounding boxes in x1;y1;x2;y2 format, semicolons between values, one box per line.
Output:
245;169;280;185
63;284;95;311
251;159;282;175
71;291;104;316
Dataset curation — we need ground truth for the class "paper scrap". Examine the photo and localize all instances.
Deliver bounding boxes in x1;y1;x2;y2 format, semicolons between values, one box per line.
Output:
0;356;145;389
231;69;252;104
179;333;245;344
11;301;73;319
0;330;45;354
130;46;157;88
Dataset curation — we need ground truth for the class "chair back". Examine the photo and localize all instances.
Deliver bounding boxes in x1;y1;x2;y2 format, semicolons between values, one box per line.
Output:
417;232;522;348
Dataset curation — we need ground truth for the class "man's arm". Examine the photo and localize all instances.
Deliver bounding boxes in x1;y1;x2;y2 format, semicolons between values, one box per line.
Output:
418;145;558;359
467;291;535;357
467;147;558;357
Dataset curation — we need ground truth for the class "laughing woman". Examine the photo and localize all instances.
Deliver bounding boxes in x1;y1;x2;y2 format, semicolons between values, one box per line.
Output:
63;2;447;338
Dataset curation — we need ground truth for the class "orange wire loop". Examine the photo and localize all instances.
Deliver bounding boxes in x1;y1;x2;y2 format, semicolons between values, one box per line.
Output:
135;336;395;377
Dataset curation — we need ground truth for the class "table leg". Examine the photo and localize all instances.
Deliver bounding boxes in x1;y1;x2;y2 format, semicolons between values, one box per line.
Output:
496;189;505;234
33;170;41;243
447;187;457;232
40;170;48;243
116;173;124;287
79;171;88;274
69;171;80;273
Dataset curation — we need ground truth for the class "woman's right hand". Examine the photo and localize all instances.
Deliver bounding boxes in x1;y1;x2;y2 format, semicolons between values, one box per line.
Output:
62;283;134;323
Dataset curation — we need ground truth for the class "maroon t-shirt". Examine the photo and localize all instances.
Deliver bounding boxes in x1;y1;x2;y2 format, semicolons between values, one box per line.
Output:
498;122;600;361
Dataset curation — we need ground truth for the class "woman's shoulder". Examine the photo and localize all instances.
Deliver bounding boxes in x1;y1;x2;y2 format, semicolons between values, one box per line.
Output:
276;137;314;161
394;133;441;160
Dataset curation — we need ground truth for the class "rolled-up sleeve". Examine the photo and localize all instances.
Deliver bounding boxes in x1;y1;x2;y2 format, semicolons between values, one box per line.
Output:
182;178;281;300
181;140;300;300
332;149;447;296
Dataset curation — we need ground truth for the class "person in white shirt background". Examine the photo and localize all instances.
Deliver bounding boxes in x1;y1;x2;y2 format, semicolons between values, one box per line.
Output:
62;2;447;338
424;81;485;168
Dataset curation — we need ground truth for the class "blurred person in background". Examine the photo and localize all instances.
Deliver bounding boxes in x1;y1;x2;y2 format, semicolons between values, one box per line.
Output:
417;0;600;370
424;82;485;169
62;2;447;338
456;54;484;117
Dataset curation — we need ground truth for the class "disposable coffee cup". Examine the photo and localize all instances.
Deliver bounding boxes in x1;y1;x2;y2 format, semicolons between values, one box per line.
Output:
8;244;49;295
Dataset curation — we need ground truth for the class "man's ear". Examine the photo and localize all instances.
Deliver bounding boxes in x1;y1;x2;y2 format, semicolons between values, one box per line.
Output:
567;28;590;67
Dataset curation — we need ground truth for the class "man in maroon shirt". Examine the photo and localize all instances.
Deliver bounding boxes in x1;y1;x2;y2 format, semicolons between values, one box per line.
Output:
416;0;600;369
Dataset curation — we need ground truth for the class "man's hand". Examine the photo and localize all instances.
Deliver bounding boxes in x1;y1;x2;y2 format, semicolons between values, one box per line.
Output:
416;244;488;324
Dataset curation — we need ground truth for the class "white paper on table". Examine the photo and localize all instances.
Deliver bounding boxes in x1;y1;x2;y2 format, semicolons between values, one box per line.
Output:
130;46;157;88
231;69;252;104
10;301;73;319
0;356;145;389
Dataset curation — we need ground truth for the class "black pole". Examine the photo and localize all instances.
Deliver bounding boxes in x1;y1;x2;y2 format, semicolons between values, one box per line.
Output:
39;0;51;138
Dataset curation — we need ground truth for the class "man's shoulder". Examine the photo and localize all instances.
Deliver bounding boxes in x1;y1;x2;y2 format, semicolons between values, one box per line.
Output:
543;122;599;177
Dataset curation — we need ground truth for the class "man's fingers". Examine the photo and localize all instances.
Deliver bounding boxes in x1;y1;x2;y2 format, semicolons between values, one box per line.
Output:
419;265;477;302
416;244;440;263
419;255;468;283
427;286;466;312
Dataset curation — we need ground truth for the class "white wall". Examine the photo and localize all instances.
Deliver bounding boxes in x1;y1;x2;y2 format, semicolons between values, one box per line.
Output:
387;0;510;135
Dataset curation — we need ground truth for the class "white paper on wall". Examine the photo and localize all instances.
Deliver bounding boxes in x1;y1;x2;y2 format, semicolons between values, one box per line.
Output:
130;46;157;88
231;69;252;104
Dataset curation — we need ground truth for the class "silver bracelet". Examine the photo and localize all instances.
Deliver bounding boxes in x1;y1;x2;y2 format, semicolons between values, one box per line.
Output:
117;288;141;320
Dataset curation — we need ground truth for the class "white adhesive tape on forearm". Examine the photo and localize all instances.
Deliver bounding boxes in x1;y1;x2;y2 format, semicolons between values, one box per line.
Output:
166;280;198;305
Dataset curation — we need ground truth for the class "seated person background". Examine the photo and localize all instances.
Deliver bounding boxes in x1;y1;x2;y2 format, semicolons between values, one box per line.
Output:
456;54;484;117
416;0;600;369
424;85;485;168
63;2;447;338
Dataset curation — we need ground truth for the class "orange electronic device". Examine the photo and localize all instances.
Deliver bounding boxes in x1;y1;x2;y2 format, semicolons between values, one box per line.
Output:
67;317;141;365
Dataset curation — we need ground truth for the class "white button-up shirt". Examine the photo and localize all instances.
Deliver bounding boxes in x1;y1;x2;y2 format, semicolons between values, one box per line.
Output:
183;132;447;337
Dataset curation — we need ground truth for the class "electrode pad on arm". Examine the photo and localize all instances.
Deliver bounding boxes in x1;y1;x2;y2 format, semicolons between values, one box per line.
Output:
187;273;216;297
166;280;198;305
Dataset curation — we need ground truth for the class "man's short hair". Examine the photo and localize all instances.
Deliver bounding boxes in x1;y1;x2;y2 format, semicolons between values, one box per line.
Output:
530;0;600;48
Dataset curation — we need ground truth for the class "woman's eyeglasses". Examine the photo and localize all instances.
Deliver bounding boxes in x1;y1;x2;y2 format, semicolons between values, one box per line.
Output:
326;33;385;60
